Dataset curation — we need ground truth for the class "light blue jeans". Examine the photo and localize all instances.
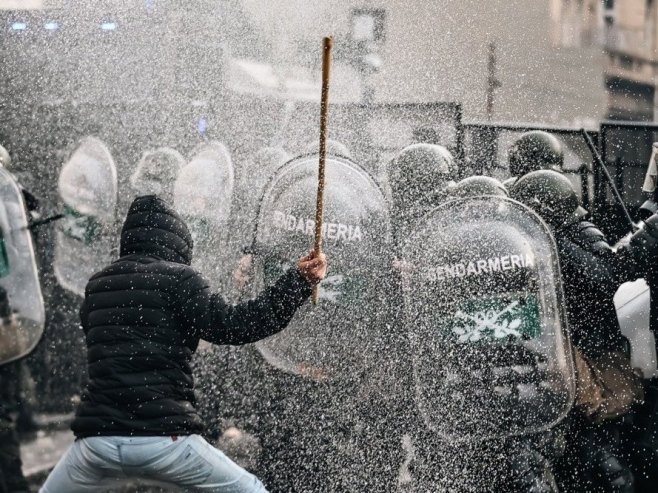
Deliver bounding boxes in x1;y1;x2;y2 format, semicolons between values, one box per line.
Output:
39;435;268;493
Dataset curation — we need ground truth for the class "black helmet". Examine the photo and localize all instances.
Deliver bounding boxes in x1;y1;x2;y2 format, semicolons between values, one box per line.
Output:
450;175;508;198
0;145;11;169
508;131;564;178
389;143;455;210
510;170;587;229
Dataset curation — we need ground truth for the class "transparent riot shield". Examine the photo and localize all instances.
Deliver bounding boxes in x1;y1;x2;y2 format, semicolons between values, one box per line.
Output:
401;196;575;441
55;137;117;296
130;147;185;201
252;155;391;382
173;141;234;289
0;168;45;365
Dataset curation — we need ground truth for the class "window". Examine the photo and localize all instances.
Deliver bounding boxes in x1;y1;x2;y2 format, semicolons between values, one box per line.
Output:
605;0;614;10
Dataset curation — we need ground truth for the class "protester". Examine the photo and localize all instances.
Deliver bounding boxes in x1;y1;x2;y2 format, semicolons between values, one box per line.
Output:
39;195;327;493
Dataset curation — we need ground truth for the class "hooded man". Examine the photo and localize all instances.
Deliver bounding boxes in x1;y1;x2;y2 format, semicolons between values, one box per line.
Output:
39;195;327;493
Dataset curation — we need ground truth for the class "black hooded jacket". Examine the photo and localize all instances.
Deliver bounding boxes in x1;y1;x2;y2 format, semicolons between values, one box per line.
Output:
71;196;311;437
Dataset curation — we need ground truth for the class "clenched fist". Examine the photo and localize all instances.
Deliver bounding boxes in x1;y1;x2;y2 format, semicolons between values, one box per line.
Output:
298;251;328;285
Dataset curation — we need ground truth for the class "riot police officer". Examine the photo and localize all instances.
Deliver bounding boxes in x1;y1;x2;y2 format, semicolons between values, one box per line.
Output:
388;143;456;254
510;170;658;491
511;170;653;362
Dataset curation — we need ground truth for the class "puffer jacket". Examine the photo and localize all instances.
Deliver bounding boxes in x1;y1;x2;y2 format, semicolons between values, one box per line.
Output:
71;195;311;437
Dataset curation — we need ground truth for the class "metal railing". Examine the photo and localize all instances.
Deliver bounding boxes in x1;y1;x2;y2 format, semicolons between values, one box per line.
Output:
461;122;598;210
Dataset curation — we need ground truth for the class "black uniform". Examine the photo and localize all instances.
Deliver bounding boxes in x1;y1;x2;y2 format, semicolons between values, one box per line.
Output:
510;170;648;491
556;221;636;357
71;195;311;438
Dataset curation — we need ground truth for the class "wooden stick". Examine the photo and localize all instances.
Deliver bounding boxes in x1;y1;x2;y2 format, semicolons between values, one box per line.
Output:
312;36;333;305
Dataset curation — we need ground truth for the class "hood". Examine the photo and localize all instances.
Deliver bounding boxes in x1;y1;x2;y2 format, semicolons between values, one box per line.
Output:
119;195;193;265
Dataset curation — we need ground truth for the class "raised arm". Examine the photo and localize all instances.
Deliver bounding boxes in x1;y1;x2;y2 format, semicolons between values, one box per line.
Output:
175;252;326;345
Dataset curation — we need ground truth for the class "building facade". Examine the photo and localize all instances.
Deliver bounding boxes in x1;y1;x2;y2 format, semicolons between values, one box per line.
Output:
602;0;658;120
1;0;612;126
552;0;658;121
240;0;608;125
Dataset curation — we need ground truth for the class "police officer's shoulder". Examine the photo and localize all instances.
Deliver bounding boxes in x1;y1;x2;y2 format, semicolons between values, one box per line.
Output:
575;221;606;241
569;221;612;253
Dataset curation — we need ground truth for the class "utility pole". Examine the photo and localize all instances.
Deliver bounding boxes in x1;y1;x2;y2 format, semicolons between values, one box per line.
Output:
486;42;502;120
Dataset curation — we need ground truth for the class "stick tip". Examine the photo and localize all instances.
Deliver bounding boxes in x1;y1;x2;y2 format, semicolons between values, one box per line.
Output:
323;36;334;48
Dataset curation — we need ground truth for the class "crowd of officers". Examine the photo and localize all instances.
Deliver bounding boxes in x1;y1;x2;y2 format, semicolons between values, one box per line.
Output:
387;131;658;492
1;129;658;492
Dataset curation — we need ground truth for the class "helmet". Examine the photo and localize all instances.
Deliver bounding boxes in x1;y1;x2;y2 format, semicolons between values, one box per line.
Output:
510;170;587;229
0;145;11;169
508;131;564;178
451;176;508;198
389;144;455;210
305;139;352;160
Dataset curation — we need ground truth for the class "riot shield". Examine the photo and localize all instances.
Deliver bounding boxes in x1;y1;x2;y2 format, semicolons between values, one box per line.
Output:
130;147;185;201
401;196;575;441
173;141;234;288
55;136;117;296
0;167;45;365
252;155;391;382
